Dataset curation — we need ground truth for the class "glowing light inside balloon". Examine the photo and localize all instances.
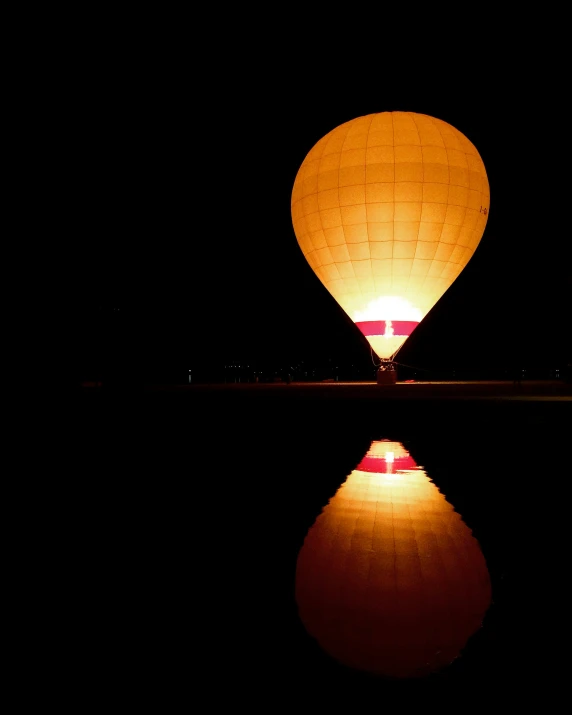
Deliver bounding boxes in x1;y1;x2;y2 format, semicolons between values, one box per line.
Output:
354;296;423;323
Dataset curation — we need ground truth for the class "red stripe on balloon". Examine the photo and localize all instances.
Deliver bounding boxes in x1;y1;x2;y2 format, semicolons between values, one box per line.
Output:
356;320;419;337
356;455;417;473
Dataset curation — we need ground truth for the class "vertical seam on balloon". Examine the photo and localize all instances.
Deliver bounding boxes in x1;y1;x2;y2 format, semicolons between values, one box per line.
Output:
364;114;375;302
408;112;424;308
390;112;396;294
315;124;331;271
436;117;448;252
337;122;356;285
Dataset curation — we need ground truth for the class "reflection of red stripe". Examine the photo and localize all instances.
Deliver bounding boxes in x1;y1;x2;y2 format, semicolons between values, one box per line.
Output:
356;455;417;473
356;320;419;337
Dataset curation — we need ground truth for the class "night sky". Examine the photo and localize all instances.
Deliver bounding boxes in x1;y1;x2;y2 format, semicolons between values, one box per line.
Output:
62;22;570;383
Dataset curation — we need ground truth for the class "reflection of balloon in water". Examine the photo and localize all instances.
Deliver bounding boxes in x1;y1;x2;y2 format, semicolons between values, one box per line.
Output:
291;112;490;361
295;440;491;678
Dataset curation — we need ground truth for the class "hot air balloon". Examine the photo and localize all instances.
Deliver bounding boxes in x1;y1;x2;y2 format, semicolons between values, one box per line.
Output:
291;112;490;382
295;439;492;678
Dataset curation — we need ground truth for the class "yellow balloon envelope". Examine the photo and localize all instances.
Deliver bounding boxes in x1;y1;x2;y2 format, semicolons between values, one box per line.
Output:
291;112;490;360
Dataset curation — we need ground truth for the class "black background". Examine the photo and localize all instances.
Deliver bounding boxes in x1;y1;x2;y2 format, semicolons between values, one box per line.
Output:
39;13;570;384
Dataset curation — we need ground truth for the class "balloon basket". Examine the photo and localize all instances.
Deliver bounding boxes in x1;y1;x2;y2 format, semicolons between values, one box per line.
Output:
376;364;397;385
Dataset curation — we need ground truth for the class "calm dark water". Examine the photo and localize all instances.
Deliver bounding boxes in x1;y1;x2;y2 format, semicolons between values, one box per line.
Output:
49;388;570;706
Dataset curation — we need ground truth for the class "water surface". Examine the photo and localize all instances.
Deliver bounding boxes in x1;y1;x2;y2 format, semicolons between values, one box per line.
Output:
55;387;570;705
